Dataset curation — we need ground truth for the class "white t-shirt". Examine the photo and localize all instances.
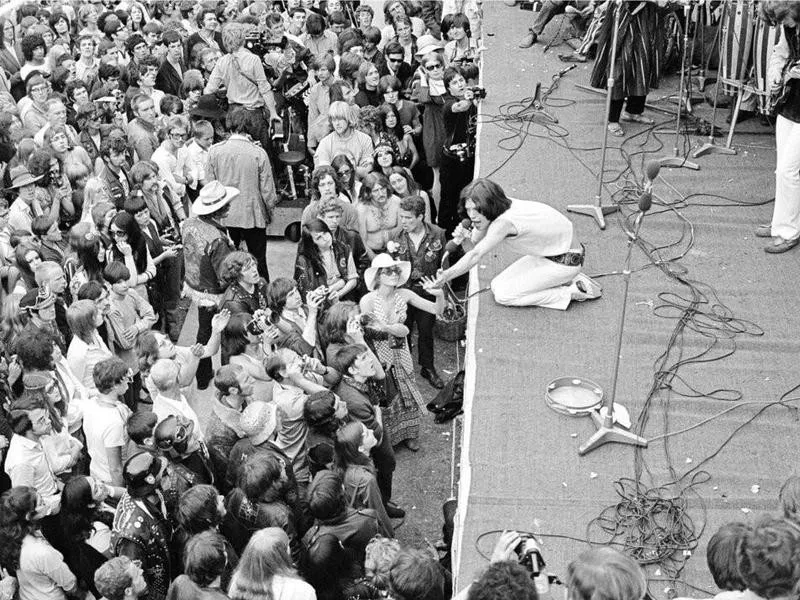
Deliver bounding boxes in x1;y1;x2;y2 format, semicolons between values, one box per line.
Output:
82;398;129;484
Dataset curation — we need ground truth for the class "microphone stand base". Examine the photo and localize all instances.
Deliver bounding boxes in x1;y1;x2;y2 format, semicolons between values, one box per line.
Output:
693;142;737;158
567;203;619;230
578;410;648;456
658;155;700;170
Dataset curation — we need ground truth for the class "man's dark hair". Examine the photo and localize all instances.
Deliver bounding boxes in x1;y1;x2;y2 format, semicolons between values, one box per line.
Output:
333;344;369;376
103;261;131;284
363;26;381;44
127;410;157;445
737;517;800;599
460;178;512;222
305;11;325;36
184;530;228;587
707;522;750;592
93;356;129;394
399;195;426;218
162;29;181;46
31;215;54;237
20;34;45;62
225;106;256;135
384;41;403;57
308;470;347;520
15;330;55;370
126;33;146;54
100;133;128;159
468;561;537;600
98;62;121;82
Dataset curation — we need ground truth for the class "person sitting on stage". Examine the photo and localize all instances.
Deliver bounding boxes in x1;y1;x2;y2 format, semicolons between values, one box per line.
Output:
435;178;603;309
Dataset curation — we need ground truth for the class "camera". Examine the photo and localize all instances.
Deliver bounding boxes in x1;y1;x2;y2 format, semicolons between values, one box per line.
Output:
244;30;287;57
446;142;473;163
468;86;487;100
514;534;555;595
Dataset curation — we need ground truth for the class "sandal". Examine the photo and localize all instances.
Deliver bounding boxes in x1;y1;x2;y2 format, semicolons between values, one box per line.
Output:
607;123;624;137
621;111;655;125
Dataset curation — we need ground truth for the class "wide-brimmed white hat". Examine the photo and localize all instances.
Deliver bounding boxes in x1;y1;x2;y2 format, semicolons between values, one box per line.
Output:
415;34;445;58
192;181;239;216
364;253;411;291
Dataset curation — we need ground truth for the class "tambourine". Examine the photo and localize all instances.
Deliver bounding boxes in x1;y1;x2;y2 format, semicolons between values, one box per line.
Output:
545;377;603;417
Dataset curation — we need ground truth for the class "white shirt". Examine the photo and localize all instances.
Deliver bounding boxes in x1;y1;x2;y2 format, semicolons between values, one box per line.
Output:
82;396;131;484
153;392;204;439
7;197;36;233
5;435;61;516
17;533;76;600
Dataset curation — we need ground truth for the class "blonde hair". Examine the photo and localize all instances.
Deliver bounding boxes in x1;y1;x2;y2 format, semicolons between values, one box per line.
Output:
81;177;109;224
221;22;246;52
328;100;358;129
228;528;297;600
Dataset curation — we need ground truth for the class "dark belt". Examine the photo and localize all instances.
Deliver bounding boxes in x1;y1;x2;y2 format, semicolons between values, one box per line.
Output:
546;244;585;267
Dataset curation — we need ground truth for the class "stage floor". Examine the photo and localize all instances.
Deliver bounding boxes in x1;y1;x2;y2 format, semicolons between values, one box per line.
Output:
453;4;800;597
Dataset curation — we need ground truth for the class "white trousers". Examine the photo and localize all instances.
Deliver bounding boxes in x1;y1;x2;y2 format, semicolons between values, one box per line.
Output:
490;255;582;310
771;115;800;240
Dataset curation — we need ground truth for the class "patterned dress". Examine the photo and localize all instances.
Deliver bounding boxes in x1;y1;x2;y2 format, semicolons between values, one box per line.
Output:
368;292;423;445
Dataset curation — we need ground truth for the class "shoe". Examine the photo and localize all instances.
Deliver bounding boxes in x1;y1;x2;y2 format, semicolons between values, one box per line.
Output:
420;367;444;389
572;273;602;301
621;111;655;125
558;53;587;63
519;29;537;48
607;123;624;137
754;224;772;238
764;236;800;254
405;439;420;452
385;502;406;518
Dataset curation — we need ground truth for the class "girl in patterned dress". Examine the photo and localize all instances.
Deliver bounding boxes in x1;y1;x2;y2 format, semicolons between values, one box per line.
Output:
359;254;444;450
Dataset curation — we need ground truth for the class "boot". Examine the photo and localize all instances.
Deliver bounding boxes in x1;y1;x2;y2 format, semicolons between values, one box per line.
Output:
519;29;538;48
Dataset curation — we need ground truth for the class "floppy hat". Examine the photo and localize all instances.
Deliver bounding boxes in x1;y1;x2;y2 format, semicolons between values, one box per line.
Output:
192;180;239;216
415;34;445;58
8;166;43;189
190;94;226;120
240;401;278;446
364;253;411;291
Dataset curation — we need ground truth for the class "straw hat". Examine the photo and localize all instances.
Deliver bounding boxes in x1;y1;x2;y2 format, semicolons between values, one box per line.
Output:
415;34;445;58
192;181;239;216
240;402;279;446
8;166;43;189
364;253;411;291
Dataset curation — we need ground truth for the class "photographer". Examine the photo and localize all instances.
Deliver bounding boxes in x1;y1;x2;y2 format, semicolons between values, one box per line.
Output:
439;66;478;236
203;22;281;152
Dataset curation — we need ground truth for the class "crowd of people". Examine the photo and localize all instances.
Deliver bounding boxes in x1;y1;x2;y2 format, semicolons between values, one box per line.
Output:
0;0;798;599
0;0;490;599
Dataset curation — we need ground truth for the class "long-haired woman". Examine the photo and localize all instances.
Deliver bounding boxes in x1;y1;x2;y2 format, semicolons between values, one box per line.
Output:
228;527;314;600
66;299;113;394
332;153;361;203
386;165;431;222
0;486;79;599
336;421;393;536
266;278;324;358
378;103;418;169
302;165;360;234
56;476;115;598
0;19;21;77
107;211;156;300
294;218;358;304
64;223;106;300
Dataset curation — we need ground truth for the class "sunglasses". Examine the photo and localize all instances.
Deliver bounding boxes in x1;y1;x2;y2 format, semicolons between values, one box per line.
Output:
170;132;188;139
387;57;402;63
425;63;443;72
110;230;126;237
381;266;402;276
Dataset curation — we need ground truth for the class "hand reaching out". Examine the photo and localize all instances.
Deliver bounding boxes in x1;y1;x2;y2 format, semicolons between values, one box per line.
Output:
490;530;522;563
420;275;445;295
211;309;231;332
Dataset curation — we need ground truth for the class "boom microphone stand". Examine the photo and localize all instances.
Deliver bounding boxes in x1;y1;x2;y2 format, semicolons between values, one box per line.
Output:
659;0;700;170
567;0;623;230
579;162;659;456
694;1;737;158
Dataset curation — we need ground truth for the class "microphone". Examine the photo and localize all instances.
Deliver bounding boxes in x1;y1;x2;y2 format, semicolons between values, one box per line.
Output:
644;159;661;186
637;159;661;213
445;218;473;255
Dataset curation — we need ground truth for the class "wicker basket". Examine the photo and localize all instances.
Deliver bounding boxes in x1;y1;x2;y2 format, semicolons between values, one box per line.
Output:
435;296;467;342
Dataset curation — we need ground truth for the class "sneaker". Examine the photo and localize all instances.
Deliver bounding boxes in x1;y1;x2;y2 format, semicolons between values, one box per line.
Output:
764;236;800;254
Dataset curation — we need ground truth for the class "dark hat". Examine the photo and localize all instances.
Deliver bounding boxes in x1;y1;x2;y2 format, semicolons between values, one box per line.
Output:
123;451;168;488
190;94;226;120
20;286;56;312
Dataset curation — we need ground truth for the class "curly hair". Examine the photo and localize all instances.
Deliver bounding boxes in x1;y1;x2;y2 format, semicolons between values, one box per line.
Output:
737;517;800;599
365;536;403;590
219;251;256;287
760;1;800;25
310;165;344;203
357;105;383;137
176;485;223;535
467;560;538;600
566;547;646;600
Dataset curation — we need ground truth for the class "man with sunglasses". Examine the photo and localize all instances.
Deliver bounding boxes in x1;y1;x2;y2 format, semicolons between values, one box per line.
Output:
113;451;172;600
383;41;413;93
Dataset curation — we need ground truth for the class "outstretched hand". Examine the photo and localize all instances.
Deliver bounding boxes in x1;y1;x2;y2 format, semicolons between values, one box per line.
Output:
423;273;446;293
490;530;522;564
211;309;232;332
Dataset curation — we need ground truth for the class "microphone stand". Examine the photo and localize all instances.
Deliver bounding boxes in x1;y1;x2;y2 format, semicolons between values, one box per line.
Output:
567;0;623;230
693;1;737;158
579;202;649;456
659;0;700;170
